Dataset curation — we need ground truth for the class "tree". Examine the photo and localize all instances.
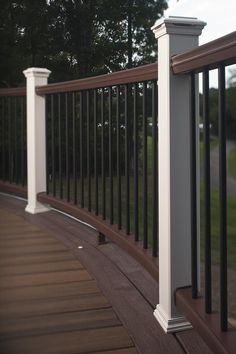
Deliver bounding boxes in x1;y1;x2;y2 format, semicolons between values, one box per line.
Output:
0;0;167;85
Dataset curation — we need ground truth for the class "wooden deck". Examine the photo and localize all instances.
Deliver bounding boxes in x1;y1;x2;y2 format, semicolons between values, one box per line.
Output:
0;194;212;354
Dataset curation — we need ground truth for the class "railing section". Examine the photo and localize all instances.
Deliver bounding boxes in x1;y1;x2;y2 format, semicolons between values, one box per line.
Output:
172;31;236;332
40;64;159;257
0;88;27;187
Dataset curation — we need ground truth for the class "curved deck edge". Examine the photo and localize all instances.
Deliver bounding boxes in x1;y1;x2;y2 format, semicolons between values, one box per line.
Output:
37;192;159;281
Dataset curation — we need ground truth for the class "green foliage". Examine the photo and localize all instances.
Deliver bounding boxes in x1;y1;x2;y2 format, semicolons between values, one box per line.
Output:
0;0;167;86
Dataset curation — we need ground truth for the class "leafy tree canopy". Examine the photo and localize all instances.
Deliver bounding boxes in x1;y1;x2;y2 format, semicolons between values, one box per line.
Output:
0;0;167;86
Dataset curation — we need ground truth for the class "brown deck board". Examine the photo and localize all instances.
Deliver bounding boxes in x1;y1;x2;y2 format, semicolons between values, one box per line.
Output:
91;350;138;354
0;280;99;302
0;326;134;354
0;242;68;255
0;194;213;353
0;269;91;288
0;236;59;247
0;293;110;318
0;196;137;354
0;259;83;276
0;308;120;338
0;251;74;266
176;331;213;354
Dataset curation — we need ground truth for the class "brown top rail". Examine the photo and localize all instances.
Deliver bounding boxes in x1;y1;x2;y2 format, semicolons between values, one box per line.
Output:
0;87;26;97
172;31;236;74
36;62;158;95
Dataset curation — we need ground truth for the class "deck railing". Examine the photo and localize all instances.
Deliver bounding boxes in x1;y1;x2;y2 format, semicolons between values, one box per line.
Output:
0;15;236;353
171;30;236;342
38;63;159;258
35;64;160;278
0;88;27;188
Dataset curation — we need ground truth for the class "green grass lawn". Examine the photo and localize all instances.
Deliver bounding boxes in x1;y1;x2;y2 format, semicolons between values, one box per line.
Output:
229;142;236;180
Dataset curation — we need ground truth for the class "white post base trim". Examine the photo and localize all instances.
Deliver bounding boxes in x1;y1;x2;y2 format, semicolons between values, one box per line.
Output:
154;304;192;333
25;203;50;214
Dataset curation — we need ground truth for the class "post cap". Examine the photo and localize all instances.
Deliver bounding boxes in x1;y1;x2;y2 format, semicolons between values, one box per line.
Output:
152;16;206;39
23;67;51;78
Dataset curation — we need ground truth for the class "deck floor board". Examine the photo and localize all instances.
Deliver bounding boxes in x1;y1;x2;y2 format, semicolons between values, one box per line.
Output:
0;197;137;354
0;194;212;353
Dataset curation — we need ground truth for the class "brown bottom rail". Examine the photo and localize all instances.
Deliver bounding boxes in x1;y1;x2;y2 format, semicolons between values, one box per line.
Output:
175;287;236;354
38;192;158;280
0;181;27;199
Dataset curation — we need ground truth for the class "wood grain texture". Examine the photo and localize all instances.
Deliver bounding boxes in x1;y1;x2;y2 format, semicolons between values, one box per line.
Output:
0;280;99;302
0;326;134;354
176;331;213;354
0;196;136;354
0;194;213;354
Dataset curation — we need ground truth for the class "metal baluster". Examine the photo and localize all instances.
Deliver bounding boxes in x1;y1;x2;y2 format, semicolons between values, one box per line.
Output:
125;84;130;234
46;95;50;194
218;64;228;331
143;82;148;248
87;91;91;211
1;98;6;181
65;93;70;202
0;97;5;181
51;94;56;196
117;86;122;229
58;94;63;199
134;83;139;241
190;73;198;299
8;97;12;183
80;91;84;208
203;70;212;313
94;90;98;215
109;87;114;224
20;98;25;186
14;97;18;184
72;92;77;204
152;81;158;256
101;88;106;219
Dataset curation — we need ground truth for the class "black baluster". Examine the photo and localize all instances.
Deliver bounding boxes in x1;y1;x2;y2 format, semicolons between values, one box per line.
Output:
94;90;98;215
109;87;114;224
143;82;148;248
58;94;63;199
72;92;77;204
101;89;106;219
80;91;84;207
218;65;228;331
152;81;158;256
87;91;91;211
134;83;139;241
203;70;212;313
190;73;198;299
117;86;122;229
125;84;130;234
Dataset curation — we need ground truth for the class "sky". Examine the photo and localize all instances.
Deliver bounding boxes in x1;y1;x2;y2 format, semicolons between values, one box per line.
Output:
165;0;236;45
164;0;236;87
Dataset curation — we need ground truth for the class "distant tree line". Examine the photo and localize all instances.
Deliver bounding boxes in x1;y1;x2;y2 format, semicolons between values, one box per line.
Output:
199;82;236;140
0;0;167;86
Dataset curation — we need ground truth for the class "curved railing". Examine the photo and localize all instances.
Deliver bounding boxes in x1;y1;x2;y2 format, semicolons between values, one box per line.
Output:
0;87;27;198
37;63;159;279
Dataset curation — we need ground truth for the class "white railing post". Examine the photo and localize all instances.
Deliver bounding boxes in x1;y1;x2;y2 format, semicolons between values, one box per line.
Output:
151;17;206;333
23;68;51;214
